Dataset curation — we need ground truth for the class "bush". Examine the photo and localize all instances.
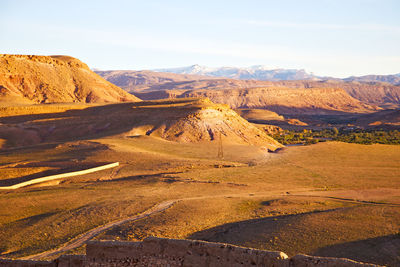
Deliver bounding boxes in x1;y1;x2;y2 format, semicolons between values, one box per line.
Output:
272;128;400;145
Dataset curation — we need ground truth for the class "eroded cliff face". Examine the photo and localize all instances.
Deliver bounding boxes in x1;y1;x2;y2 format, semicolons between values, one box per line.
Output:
178;87;379;115
0;55;140;105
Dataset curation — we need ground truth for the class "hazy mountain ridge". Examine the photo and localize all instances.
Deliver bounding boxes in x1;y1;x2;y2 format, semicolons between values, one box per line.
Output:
344;74;400;86
154;64;318;81
95;70;217;92
153;64;400;86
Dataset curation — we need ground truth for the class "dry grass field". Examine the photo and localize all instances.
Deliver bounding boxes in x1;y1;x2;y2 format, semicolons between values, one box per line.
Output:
0;102;399;266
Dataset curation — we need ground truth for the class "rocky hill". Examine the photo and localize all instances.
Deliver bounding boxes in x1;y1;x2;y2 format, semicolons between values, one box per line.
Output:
0;98;282;149
236;109;285;122
140;98;282;146
0;55;140;105
236;109;308;128
337;82;400;108
276;79;400;108
248;80;400;109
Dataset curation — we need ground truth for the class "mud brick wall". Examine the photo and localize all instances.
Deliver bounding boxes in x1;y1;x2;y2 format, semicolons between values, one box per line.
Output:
0;237;380;267
85;237;289;266
85;237;378;267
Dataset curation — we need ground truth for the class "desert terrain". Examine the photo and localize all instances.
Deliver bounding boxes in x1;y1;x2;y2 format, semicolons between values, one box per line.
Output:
96;70;400;109
0;55;399;266
97;69;400;130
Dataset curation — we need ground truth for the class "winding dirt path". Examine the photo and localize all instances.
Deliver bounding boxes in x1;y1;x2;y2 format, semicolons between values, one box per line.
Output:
21;190;400;260
287;194;400;207
23;200;176;260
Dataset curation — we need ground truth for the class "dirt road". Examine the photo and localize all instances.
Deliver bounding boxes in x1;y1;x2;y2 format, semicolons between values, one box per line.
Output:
23;200;176;260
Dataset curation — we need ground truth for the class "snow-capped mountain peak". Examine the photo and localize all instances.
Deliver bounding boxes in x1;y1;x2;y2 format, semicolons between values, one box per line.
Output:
153;65;317;81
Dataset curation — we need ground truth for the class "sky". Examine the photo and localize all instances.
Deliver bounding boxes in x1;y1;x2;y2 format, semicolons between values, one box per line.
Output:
1;0;399;78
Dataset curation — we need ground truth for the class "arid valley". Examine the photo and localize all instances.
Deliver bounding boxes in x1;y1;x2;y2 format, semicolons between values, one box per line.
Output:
0;54;399;266
2;1;400;265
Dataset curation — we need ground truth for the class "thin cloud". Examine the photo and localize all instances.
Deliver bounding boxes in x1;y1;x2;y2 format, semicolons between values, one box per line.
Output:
243;20;400;33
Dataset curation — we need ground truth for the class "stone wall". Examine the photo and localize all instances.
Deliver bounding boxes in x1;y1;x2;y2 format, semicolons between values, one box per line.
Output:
85;237;288;267
0;237;381;266
0;162;119;190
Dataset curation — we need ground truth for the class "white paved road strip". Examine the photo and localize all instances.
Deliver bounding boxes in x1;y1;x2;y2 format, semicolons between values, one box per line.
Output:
0;162;119;190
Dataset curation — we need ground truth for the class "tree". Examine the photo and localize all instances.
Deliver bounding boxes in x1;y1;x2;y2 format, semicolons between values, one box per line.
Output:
332;127;339;136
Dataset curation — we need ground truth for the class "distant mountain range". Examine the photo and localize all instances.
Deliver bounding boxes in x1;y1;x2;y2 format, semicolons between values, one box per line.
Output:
94;65;400;116
154;65;319;81
96;70;397;115
344;74;400;85
154;64;400;85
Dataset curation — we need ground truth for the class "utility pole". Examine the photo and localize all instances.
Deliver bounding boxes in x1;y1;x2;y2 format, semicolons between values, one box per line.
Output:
217;132;224;159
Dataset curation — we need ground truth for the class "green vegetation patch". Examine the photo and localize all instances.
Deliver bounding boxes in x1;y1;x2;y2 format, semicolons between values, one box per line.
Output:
273;128;400;145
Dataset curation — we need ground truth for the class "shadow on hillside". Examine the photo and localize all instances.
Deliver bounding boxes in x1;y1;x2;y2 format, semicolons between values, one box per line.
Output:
0;104;142;149
0;99;200;124
2;211;58;232
102;171;184;184
188;208;399;266
188;207;349;243
313;234;400;266
0;211;58;256
0;100;207;149
0;103;134;124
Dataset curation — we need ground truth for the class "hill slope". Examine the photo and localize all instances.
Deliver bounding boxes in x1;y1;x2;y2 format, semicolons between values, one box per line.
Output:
355;109;400;127
0;98;282;149
0;55;140;105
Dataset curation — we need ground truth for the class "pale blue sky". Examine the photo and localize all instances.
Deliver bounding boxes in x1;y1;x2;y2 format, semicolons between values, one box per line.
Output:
1;0;399;77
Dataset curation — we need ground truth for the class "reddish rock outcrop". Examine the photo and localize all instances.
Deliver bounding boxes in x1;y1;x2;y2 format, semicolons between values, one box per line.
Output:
0;55;140;105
